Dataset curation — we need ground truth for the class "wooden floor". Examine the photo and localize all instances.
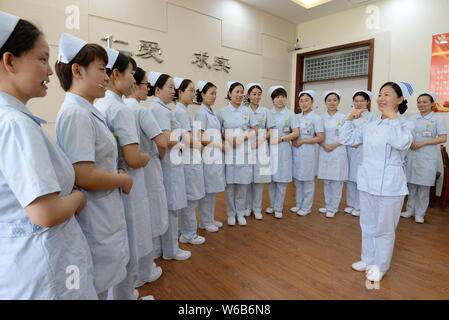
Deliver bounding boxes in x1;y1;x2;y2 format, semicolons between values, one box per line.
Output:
138;179;449;300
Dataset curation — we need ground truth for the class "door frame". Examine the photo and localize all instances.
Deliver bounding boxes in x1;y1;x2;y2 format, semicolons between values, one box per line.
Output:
295;39;375;113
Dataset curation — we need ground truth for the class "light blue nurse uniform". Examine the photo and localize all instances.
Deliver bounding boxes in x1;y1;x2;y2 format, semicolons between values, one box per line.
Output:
174;102;206;239
318;111;348;213
405;112;447;217
246;106;274;214
0;91;97;300
124;97;168;280
195;104;226;228
218;103;258;218
345;111;378;211
269;106;299;212
95;90;152;299
56;92;129;295
149;97;187;258
292;110;324;213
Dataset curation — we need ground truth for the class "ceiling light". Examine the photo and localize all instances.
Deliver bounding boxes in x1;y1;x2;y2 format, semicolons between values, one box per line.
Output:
290;0;333;9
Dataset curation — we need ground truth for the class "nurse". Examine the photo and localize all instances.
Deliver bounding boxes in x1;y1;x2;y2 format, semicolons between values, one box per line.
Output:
0;13;96;300
290;90;324;216
344;90;378;217
402;92;447;223
148;71;190;260
265;86;299;218
173;77;206;244
340;81;414;282
218;81;258;226
94;54;153;300
317;90;348;218
195;81;226;232
54;34;131;299
124;66;166;287
245;83;274;220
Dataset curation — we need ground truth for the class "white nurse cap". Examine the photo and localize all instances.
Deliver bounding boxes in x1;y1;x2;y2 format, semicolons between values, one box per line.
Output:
197;80;208;92
420;92;438;102
104;46;119;70
174;77;184;90
324;90;342;101
57;33;87;64
246;82;263;93
269;85;285;97
394;81;414;100
149;71;162;86
0;11;20;49
352;90;373;100
298;90;316;100
227;81;239;92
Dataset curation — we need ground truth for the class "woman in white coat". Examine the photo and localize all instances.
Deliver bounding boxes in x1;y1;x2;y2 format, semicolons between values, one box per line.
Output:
265;86;300;218
195;81;226;232
245;83;274;220
124;67;167;287
55;35;132;299
0;13;96;300
173;78;206;244
218;81;258;226
148;72;190;261
344;90;378;217
340;81;414;282
290;90;324;216
402;92;447;223
318;91;348;218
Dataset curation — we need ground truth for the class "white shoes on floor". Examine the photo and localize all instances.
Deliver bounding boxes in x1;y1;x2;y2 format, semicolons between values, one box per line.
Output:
213;220;223;228
254;212;263;220
274;211;283;219
199;224;219;232
227;216;236;226
265;207;274;214
326;210;336;218
237;216;247;226
415;216;425;224
290;207;300;213
162;248;191;261
243;209;251;217
351;209;360;217
135;263;163;287
344;207;353;214
179;234;206;245
297;209;310;216
366;265;384;282
401;211;414;218
351;261;373;272
318;207;327;214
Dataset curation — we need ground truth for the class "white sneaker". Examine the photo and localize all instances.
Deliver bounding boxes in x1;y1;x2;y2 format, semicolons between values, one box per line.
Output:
290;207;300;213
179;234;205;245
254;212;263;220
163;249;191;261
344;207;354;214
135;265;163;287
326;210;336;218
415;216;425;224
237;216;247;226
351;261;373;272
227;217;236;226
274;211;283;219
351;209;360;217
318;207;327;214
297;209;310;216
401;211;414;218
265;207;274;214
244;209;251;217
199;224;219;232
213;220;223;228
366;265;384;282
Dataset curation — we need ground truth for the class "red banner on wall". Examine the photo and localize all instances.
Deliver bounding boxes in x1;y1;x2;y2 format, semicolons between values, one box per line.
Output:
431;33;449;112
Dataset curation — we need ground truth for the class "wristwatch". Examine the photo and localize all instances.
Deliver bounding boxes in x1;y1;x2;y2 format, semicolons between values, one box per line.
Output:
281;137;284;142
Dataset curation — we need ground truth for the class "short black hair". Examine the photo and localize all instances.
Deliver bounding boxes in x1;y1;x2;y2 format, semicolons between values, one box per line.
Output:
148;73;171;97
227;82;244;100
0;19;42;59
106;52;132;76
55;43;108;92
174;79;193;101
299;92;314;101
417;93;434;103
325;92;340;102
380;82;408;114
271;88;287;100
133;67;146;84
196;82;216;103
353;92;371;102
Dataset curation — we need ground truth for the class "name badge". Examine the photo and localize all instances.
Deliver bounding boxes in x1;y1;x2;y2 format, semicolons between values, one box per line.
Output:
283;125;290;133
335;129;340;136
422;131;432;137
302;129;311;135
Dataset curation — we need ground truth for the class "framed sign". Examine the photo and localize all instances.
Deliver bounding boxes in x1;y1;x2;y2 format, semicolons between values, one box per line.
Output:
430;33;449;112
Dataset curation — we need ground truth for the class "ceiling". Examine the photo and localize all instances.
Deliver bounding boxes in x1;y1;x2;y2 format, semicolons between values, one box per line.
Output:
239;0;378;24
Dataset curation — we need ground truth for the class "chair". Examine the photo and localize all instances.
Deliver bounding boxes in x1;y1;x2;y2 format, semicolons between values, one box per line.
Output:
439;145;449;210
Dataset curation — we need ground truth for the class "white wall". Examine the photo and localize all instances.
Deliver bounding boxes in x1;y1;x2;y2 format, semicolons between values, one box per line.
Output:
292;0;449;195
0;0;296;137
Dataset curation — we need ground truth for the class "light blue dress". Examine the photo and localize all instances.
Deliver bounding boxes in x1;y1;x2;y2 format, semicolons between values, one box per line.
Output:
56;92;129;295
269;106;299;212
0;91;97;300
95;91;153;299
340;116;413;272
195;104;226;227
405;111;447;217
291;110;324;213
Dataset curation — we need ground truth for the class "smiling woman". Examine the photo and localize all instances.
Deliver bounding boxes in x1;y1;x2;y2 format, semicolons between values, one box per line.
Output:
0;12;97;299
